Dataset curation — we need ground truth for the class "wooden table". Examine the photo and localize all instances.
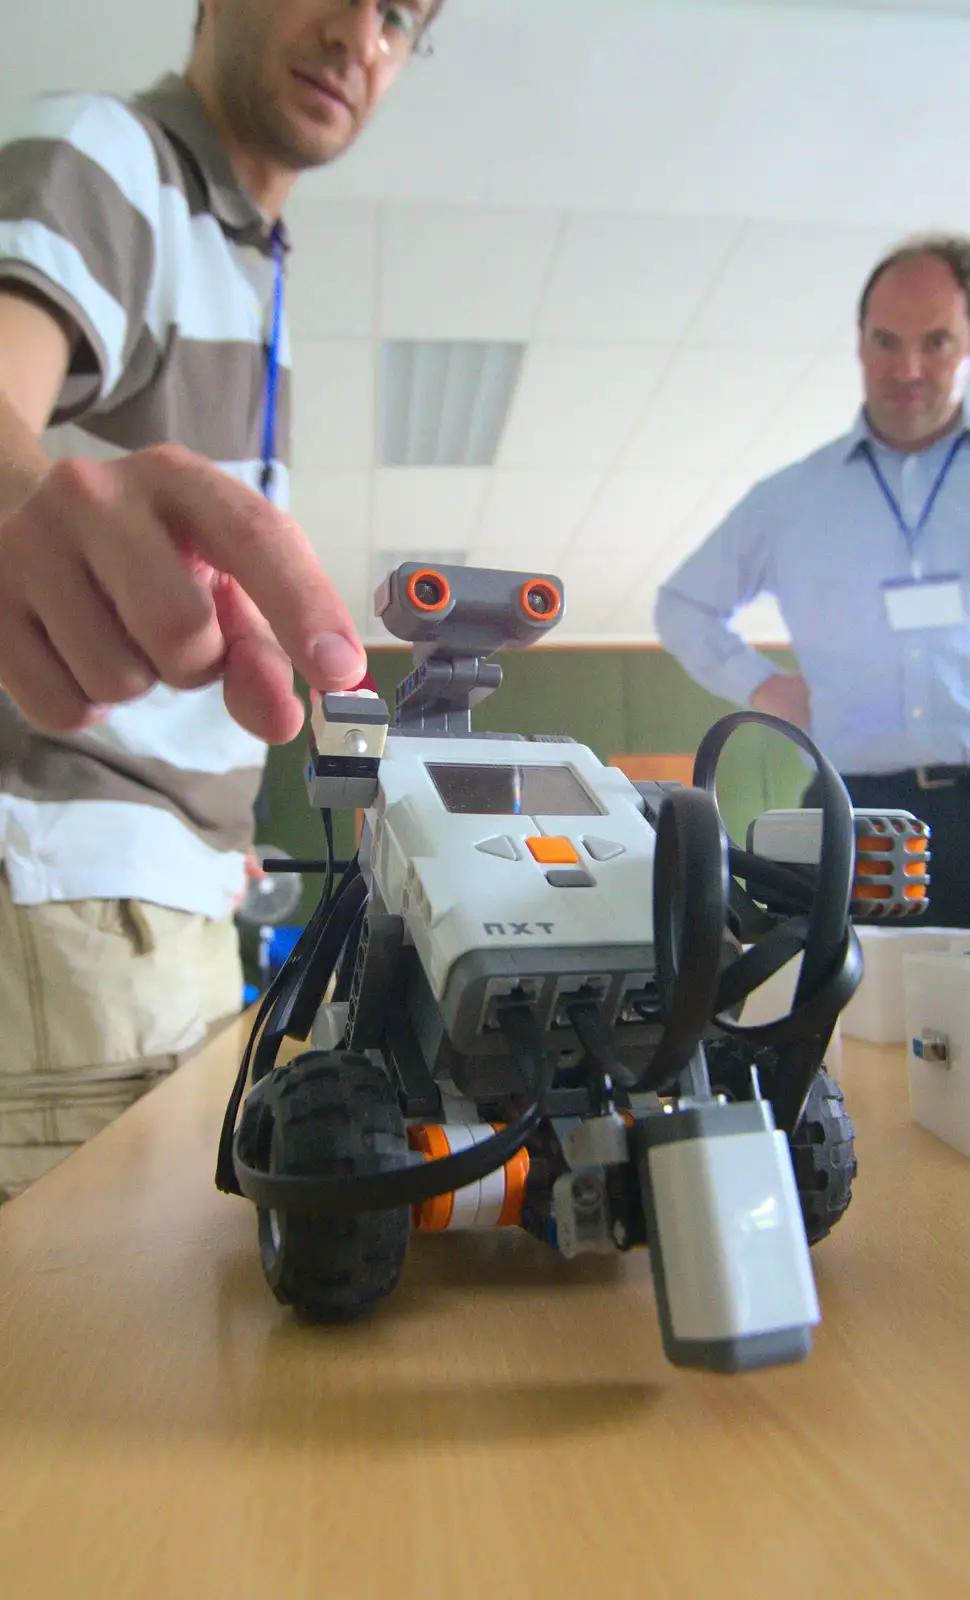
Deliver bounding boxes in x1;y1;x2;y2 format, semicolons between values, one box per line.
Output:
0;1023;968;1600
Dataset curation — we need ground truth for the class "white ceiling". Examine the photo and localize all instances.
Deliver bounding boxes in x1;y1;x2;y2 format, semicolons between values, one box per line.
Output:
7;0;970;642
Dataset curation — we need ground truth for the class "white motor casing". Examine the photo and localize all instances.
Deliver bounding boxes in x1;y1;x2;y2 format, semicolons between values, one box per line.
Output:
635;1098;820;1372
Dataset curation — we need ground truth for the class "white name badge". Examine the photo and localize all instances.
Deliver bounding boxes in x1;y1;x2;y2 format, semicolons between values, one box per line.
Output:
882;573;967;631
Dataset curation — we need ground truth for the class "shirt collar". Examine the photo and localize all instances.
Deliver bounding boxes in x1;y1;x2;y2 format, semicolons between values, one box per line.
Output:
130;73;290;255
843;400;970;462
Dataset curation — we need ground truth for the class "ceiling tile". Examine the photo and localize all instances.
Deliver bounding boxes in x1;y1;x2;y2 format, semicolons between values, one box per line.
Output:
469;471;604;568
535;214;742;343
687;222;898;348
284;200;378;338
379;205;563;340
13;2;970;230
289;471;371;554
553;545;657;637
371;467;490;548
497;343;673;471
291;340;375;471
618;347;817;476
732;351;862;479
569;474;711;561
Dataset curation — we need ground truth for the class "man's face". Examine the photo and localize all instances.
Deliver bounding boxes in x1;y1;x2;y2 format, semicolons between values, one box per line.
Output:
859;254;970;449
207;0;430;170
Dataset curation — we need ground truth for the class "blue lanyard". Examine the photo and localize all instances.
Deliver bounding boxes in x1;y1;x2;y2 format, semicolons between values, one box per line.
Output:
260;225;285;501
861;431;965;578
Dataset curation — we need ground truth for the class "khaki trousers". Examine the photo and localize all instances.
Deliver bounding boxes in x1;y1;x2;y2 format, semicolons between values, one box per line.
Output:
0;868;242;1199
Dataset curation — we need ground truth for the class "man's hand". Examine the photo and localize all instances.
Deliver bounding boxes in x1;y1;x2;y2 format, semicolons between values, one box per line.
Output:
232;846;268;913
0;445;367;743
749;672;811;730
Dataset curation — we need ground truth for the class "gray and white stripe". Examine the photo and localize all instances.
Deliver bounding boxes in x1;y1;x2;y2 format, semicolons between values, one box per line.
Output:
0;76;296;918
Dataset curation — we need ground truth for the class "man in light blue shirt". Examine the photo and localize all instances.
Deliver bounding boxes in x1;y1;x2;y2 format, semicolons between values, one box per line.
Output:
655;236;970;926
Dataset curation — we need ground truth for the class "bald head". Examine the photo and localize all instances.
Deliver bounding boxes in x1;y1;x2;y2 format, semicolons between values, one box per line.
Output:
859;251;970;452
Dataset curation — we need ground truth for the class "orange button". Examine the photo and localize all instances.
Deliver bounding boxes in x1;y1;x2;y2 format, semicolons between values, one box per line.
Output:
527;836;579;866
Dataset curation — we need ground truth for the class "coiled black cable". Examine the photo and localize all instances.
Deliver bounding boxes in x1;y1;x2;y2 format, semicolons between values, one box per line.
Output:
219;709;865;1205
218;823;554;1211
230;1002;552;1217
645;711;863;1131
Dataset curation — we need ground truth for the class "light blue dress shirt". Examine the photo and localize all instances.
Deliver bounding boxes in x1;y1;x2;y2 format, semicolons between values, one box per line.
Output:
654;406;970;773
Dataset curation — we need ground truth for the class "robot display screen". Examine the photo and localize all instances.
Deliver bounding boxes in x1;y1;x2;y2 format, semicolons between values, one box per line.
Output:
426;762;603;817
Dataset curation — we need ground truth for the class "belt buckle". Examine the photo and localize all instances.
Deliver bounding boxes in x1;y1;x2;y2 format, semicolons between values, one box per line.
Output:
915;765;957;790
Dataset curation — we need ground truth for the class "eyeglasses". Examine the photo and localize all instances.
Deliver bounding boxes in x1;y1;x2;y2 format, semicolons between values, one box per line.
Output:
373;2;435;62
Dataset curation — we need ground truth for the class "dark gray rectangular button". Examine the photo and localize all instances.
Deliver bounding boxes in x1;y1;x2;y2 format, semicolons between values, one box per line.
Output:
546;869;594;888
322;693;389;725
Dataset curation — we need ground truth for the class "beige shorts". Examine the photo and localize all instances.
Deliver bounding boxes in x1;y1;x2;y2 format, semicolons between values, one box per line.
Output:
0;867;243;1200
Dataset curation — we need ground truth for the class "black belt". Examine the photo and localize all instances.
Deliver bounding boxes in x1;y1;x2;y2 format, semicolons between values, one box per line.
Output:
848;764;970;792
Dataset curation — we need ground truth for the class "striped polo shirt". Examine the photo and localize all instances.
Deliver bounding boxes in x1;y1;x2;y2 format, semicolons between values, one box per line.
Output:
0;73;293;919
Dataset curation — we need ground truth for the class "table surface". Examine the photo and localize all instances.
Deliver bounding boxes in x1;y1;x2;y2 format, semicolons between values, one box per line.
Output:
0;1019;967;1600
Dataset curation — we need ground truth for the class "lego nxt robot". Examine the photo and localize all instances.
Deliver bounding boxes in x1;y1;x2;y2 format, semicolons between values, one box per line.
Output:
216;564;930;1375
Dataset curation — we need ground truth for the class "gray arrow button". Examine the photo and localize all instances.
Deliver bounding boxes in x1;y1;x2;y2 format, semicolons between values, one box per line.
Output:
475;836;520;861
582;837;626;862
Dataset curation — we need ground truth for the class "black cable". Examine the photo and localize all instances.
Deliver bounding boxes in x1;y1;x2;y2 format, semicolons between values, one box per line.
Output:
567;821;857;1104
282;871;366;1041
273;834;357;1037
692;711;854;1010
646;786;729;1090
334;900;367;1002
567;1001;639;1090
215;920;317;1194
727;847;816;911
231;1003;553;1217
554;789;730;1103
713;916;811;1014
262;858;355;876
686;710;861;1132
215;842;361;1195
250;864;364;1079
321;808;335;912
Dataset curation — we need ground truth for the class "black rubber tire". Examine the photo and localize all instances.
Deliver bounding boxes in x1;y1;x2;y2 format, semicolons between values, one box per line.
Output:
705;1037;857;1245
240;1050;411;1322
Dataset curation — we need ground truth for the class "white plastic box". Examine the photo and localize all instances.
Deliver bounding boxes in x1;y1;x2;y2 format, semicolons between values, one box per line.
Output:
904;950;970;1159
840;926;970;1044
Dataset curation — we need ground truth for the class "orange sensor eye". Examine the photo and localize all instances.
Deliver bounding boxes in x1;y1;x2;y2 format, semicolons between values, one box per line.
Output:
520;579;562;623
406;569;451;613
